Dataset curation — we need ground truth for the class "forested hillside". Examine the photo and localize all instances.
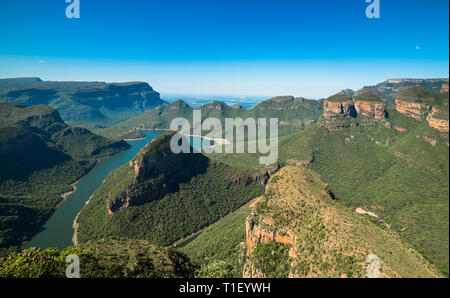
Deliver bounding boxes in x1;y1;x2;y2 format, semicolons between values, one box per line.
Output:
0;103;129;256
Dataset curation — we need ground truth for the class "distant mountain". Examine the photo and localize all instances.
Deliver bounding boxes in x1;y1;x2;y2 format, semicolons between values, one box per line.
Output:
361;78;449;106
0;78;166;128
0;102;129;256
98;96;323;140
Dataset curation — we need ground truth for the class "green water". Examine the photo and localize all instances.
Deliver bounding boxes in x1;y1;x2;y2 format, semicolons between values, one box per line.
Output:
26;131;165;250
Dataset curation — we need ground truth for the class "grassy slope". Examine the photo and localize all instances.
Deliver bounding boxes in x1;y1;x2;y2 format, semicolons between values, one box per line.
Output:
177;201;252;277
249;167;442;278
277;111;449;275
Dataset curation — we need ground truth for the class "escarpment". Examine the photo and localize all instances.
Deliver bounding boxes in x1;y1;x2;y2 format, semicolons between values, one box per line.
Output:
427;107;449;132
322;94;356;119
394;86;449;132
353;93;386;120
441;83;449;94
395;98;432;120
323;92;385;120
107;132;208;214
243;166;441;278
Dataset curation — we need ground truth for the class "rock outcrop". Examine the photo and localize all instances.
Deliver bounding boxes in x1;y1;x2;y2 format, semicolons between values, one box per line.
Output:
427;107;449;132
243;166;441;278
322;94;356;119
394;86;435;120
230;166;279;186
323;93;385;120
354;101;386;119
394;86;449;132
395;98;432;120
107;132;207;214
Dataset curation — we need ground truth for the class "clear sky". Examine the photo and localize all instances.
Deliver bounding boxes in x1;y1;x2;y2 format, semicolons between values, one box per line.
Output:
0;0;448;98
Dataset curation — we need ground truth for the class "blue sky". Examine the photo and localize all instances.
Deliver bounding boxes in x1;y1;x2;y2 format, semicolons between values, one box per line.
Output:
0;0;448;98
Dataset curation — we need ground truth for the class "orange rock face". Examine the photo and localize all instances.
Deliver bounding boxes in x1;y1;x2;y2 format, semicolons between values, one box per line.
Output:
394;126;408;132
354;101;386;119
441;83;449;94
395;98;431;120
323;100;355;119
427;108;449;132
244;214;296;278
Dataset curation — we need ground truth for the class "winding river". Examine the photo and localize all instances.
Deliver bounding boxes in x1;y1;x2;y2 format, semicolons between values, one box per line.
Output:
26;131;165;250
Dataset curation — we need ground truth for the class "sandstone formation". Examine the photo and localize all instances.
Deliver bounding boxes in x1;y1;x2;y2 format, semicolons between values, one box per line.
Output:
106;132;202;214
395;97;432;120
322;94;356;119
394;86;449;132
427;107;449;132
323;93;386;120
441;83;449;94
354;101;385;119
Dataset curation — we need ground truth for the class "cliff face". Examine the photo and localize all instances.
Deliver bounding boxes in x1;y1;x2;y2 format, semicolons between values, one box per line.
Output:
0;79;165;126
441;83;449;94
322;93;385;120
395;98;432;121
323;100;356;119
243;166;441;278
394;86;449;132
107;132;204;214
354;101;386;119
427;107;449;132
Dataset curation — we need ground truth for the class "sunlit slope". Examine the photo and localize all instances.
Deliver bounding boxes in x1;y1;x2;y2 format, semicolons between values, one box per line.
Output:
244;166;442;278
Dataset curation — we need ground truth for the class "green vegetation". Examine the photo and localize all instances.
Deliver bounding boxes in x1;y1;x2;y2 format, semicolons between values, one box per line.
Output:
0;237;195;278
366;78;448;106
353;92;384;103
276;110;449;276
0;103;129;257
178;202;252;278
97;96;323;140
76;132;265;248
326;94;353;102
247;166;442;278
252;241;291;278
0;78;165;129
397;86;436;104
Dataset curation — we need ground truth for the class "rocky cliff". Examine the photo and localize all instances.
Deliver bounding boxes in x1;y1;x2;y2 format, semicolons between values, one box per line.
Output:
427;107;449;132
323;93;385;120
106;132;203;214
395;98;432;120
243;166;441;278
0;78;165;126
353;93;386;120
394;86;449;132
322;94;356;119
441;83;449;94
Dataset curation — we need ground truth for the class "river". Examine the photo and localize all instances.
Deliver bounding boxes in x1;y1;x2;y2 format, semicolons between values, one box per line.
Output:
26;131;213;250
26;131;166;250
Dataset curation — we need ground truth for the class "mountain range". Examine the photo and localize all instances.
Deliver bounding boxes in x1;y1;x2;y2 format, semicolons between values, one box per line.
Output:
0;77;448;278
